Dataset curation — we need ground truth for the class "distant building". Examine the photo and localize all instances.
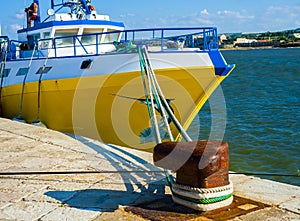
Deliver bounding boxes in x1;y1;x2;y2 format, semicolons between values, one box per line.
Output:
294;33;300;38
234;38;257;45
219;34;227;43
218;34;234;48
233;37;277;47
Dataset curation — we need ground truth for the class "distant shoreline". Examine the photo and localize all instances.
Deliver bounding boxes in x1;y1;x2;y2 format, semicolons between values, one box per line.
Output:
220;45;300;50
220;46;272;50
220;41;300;50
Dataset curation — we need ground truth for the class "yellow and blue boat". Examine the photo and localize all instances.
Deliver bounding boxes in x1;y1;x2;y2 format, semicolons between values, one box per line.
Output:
0;0;234;151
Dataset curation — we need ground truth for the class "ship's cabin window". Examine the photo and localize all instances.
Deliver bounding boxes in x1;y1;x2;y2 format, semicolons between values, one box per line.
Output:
43;32;50;39
16;67;29;76
2;68;11;77
81;28;104;45
54;29;79;45
41;32;51;48
103;29;121;43
27;33;41;48
35;66;52;75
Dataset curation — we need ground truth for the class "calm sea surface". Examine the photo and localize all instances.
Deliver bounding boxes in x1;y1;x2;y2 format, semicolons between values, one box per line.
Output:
188;48;300;186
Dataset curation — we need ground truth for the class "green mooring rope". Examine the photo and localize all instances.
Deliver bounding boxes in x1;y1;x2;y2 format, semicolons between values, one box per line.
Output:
165;171;232;204
172;192;233;204
138;45;232;206
138;47;152;120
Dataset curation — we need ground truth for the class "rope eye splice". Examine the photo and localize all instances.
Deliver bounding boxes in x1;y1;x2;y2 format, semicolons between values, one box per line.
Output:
137;45;233;211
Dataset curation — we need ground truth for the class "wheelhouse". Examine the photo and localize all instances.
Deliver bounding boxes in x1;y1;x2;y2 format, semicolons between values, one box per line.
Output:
16;0;125;57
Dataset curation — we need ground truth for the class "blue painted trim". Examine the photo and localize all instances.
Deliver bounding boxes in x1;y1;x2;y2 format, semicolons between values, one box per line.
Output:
208;50;235;76
17;20;125;34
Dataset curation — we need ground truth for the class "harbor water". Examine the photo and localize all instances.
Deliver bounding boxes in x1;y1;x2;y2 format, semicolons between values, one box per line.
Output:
189;48;300;186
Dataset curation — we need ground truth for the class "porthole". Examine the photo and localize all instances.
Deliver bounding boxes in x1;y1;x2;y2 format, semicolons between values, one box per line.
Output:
35;66;52;75
16;67;29;76
1;68;11;77
81;59;93;69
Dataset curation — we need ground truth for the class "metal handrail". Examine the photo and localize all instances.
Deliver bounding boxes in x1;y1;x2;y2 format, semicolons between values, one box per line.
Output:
8;27;219;60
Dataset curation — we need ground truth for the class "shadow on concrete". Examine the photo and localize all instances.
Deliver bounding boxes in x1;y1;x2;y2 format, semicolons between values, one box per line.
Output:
45;136;167;212
45;182;166;212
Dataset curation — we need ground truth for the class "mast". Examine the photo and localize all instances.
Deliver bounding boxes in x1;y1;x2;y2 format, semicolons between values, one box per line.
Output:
80;0;91;14
51;0;55;9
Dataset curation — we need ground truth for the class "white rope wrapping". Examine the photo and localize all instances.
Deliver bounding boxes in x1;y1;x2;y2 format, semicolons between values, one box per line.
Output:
167;170;232;194
172;195;233;211
167;171;233;211
172;181;233;200
171;179;233;194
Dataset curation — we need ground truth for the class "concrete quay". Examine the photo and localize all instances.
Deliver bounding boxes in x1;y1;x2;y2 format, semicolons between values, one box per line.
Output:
0;117;299;221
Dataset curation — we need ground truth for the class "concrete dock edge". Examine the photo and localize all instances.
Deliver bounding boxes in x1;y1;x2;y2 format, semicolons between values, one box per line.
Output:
0;118;299;220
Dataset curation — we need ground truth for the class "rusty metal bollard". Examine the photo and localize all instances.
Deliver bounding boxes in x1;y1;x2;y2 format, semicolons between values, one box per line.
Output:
153;140;233;211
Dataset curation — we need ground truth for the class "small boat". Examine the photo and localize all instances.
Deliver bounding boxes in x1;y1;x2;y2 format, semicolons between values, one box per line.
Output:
0;0;234;151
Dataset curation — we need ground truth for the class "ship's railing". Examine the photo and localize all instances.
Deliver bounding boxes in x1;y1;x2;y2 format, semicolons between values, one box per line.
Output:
3;27;218;60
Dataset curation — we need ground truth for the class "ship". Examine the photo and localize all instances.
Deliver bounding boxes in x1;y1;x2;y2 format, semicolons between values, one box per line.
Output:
0;0;234;152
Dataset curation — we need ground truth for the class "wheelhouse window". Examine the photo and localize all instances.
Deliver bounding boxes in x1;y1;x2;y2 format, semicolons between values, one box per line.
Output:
81;28;103;45
103;29;120;43
41;32;51;48
54;29;79;46
16;67;29;76
35;66;52;75
27;34;41;48
43;32;50;39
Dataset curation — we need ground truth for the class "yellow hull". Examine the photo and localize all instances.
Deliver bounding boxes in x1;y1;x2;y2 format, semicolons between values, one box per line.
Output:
1;66;228;152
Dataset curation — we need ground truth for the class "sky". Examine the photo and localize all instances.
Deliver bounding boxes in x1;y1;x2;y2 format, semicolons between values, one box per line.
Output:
1;0;300;39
